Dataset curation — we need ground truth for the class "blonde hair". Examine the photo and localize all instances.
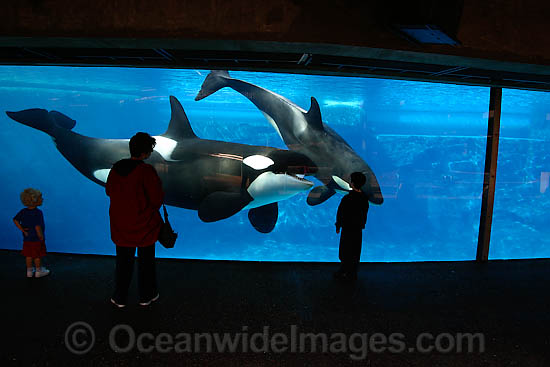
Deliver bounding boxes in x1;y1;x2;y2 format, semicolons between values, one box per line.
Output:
20;188;42;207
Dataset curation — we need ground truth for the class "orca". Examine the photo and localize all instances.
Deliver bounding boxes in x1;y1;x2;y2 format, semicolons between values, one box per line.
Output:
6;95;317;233
195;70;384;206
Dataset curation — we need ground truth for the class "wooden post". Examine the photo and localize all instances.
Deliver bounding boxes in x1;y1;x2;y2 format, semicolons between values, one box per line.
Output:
477;87;502;262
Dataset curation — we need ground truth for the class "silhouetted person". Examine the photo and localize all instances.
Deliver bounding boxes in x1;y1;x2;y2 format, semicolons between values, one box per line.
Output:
106;132;164;308
334;172;369;281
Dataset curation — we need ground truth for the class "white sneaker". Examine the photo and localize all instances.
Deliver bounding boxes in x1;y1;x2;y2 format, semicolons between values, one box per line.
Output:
35;267;50;278
26;268;35;278
139;294;160;306
110;298;126;308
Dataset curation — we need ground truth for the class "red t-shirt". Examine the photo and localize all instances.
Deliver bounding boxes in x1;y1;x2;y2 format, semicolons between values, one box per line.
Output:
106;159;164;247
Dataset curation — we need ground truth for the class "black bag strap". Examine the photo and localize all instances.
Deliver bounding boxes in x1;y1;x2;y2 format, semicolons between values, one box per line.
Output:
163;204;169;220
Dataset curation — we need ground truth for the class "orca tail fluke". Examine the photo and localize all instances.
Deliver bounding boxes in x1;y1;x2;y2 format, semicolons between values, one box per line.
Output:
195;70;231;101
6;109;53;134
6;109;75;136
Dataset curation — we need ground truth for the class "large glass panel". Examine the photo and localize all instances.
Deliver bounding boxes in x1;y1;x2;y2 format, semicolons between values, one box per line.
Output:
490;89;550;259
0;66;489;261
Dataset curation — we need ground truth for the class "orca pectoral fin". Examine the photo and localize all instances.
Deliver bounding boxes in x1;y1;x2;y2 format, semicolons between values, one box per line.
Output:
198;192;252;222
248;203;278;233
306;186;336;206
367;191;384;205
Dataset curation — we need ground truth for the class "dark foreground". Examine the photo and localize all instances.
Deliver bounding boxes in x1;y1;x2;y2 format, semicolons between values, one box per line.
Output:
1;249;549;366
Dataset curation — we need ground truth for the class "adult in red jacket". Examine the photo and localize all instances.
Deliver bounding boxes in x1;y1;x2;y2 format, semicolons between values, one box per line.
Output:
106;132;164;308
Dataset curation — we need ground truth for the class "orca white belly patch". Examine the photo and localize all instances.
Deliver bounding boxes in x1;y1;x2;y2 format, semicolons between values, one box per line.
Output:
93;169;111;183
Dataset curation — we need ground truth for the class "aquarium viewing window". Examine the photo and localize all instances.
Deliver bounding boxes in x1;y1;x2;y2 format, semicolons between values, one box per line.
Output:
489;88;550;259
1;65;541;262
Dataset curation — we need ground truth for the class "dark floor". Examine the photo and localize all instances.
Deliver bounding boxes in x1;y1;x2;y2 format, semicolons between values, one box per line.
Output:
1;249;549;366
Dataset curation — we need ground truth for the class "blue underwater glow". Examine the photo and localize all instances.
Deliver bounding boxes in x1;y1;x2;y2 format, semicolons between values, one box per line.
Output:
490;89;550;259
1;65;543;262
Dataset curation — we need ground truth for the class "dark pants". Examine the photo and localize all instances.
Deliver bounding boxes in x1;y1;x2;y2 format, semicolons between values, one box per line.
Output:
338;228;363;277
113;244;157;304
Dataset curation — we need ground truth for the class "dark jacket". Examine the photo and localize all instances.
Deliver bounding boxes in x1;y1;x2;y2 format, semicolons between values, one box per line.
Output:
106;159;164;247
335;190;369;231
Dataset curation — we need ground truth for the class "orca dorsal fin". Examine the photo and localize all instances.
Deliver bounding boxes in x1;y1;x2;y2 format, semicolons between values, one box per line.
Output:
305;97;324;131
163;96;197;140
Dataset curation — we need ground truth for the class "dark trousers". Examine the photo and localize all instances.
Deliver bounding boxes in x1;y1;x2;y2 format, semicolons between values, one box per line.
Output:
113;244;157;304
338;228;363;276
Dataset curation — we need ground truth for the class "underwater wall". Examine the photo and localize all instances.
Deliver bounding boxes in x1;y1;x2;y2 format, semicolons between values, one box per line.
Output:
1;65;547;261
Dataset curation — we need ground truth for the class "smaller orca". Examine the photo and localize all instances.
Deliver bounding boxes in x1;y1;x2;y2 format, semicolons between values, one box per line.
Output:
6;96;317;233
195;70;384;206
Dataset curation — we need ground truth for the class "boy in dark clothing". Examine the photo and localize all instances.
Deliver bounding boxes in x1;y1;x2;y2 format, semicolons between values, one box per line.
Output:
334;172;369;281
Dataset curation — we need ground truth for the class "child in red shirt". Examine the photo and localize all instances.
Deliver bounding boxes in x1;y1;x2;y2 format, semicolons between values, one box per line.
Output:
13;188;50;278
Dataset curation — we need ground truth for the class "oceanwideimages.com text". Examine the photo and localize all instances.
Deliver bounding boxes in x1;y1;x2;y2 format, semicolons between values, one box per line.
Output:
65;322;485;359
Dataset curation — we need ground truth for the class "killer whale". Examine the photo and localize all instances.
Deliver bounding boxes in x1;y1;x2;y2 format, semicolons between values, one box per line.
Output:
6;96;316;233
195;70;384;206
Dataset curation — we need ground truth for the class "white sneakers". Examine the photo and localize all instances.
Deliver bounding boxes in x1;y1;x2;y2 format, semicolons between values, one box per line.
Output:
110;294;159;308
27;267;50;278
34;267;50;278
110;298;126;308
139;293;160;306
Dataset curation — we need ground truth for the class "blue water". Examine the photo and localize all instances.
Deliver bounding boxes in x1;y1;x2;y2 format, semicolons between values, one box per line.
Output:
490;89;550;259
1;65;545;261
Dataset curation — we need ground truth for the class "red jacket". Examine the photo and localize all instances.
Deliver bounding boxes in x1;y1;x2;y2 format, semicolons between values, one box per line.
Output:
106;159;164;247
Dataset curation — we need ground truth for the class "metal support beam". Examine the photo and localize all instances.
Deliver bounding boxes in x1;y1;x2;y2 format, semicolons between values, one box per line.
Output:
477;87;502;262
